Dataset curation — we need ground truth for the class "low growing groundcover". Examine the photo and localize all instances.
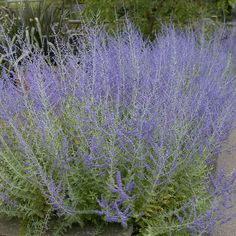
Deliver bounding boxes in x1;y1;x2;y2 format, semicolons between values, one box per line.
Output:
0;24;236;235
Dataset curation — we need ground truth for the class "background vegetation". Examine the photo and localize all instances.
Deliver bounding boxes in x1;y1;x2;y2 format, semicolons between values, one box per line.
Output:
0;0;235;70
81;0;236;38
1;0;236;41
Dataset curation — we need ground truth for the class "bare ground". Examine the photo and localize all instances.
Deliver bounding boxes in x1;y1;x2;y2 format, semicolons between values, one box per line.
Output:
213;129;236;236
213;22;236;236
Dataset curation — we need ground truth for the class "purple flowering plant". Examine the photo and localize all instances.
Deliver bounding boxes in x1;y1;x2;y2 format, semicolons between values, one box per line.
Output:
0;23;236;235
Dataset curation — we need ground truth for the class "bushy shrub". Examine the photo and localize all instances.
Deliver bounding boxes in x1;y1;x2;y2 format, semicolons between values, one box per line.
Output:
0;24;236;235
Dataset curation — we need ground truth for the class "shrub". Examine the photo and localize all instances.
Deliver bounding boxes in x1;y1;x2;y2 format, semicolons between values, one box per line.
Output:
0;24;236;235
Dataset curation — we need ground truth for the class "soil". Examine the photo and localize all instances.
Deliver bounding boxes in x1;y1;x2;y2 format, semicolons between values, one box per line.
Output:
0;220;133;236
213;129;236;236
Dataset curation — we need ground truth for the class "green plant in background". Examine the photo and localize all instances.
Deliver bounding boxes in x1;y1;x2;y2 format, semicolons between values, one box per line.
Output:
1;0;236;44
81;0;236;39
0;0;67;47
0;0;82;75
1;0;235;59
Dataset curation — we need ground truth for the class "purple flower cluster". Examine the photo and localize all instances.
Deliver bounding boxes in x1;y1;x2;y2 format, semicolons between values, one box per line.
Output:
96;171;135;227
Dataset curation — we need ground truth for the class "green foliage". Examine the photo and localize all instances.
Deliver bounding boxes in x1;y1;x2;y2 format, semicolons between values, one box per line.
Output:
81;0;235;38
0;0;66;47
135;158;211;235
